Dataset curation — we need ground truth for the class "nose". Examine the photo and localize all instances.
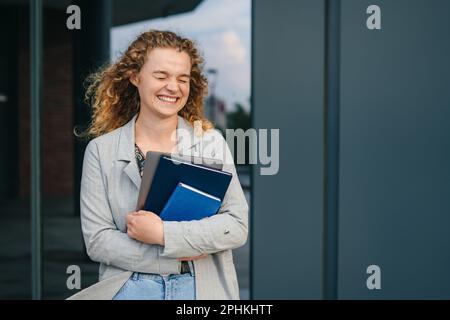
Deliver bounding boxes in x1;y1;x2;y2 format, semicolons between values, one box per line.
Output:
165;79;179;93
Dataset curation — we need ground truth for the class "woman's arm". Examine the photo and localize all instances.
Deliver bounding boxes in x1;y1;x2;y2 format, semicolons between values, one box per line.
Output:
80;140;178;274
159;141;249;259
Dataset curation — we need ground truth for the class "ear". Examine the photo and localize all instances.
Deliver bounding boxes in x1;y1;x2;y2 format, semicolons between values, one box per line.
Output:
130;72;140;87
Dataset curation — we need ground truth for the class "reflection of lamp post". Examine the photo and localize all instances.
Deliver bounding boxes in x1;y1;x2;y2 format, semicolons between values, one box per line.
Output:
207;68;218;122
207;68;218;95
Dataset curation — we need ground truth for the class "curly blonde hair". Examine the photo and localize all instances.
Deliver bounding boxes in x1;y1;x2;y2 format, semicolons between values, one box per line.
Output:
76;30;213;139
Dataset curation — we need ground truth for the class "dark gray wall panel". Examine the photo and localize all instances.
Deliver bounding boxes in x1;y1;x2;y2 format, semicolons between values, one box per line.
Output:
252;0;325;299
339;0;450;299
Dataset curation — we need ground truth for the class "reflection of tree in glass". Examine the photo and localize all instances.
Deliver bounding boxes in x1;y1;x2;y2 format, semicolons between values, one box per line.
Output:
226;103;250;131
226;103;251;165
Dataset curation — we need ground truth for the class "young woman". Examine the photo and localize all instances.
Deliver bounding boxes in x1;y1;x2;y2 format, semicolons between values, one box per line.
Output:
72;30;248;300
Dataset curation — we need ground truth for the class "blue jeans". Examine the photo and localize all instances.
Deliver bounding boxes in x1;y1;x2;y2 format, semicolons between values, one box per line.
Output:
113;262;196;300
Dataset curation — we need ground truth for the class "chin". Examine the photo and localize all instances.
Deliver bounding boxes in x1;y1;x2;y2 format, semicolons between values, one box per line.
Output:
143;100;186;119
154;106;182;119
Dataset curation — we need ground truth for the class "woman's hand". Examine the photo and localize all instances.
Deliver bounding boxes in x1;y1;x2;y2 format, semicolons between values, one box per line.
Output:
126;211;209;261
126;210;164;245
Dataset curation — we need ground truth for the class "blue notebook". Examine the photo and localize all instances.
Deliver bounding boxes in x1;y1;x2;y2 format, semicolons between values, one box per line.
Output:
144;156;232;215
160;182;222;221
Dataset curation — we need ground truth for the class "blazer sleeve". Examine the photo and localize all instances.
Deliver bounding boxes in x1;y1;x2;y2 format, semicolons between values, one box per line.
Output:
160;134;249;258
80;140;177;274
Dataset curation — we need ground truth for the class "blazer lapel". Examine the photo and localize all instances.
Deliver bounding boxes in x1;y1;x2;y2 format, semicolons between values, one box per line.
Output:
116;114;141;190
176;115;201;157
116;114;201;190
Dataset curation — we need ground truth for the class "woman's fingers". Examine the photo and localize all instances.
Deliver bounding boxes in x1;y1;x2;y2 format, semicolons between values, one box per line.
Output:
126;212;138;223
136;210;156;216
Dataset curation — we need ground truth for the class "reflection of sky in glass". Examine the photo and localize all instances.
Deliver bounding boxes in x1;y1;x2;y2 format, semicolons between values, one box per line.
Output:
111;0;251;112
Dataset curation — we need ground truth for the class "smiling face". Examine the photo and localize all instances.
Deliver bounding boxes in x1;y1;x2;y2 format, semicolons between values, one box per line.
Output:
131;47;192;120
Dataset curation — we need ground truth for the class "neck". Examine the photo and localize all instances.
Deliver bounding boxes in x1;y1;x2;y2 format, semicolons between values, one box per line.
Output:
135;110;178;146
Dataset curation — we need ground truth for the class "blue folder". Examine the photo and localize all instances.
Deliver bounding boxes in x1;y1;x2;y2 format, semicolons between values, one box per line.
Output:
160;182;222;221
143;156;232;215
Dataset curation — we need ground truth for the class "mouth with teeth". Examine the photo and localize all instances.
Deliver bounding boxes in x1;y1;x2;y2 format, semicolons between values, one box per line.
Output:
157;95;179;104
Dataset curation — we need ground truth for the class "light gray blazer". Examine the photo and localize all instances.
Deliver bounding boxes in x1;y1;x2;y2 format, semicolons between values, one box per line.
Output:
67;115;248;300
